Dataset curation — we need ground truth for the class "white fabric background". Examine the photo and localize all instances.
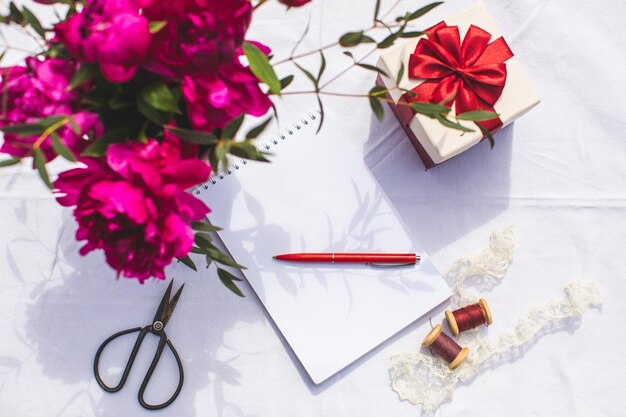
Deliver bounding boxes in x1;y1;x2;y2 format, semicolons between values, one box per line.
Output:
1;0;625;415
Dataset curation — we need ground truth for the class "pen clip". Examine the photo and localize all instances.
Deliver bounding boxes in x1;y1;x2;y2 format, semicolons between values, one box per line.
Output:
367;262;416;268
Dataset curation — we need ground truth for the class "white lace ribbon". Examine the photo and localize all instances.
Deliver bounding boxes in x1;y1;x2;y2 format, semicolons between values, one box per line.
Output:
389;227;602;412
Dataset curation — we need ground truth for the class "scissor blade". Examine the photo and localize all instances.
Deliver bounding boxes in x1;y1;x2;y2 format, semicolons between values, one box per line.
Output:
162;283;184;328
153;280;174;324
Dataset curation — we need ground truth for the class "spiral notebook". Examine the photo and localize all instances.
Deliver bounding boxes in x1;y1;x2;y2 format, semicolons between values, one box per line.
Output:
195;113;450;384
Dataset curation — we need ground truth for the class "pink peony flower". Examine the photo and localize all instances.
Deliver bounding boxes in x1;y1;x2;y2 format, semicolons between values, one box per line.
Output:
278;0;312;8
142;0;252;78
0;57;102;160
182;44;272;132
53;135;211;282
54;0;151;83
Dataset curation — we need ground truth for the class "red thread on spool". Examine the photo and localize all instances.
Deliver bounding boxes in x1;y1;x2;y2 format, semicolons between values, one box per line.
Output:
422;324;469;370
445;298;493;337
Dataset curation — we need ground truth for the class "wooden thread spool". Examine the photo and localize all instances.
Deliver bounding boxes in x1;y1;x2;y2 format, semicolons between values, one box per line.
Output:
422;324;469;370
445;298;493;337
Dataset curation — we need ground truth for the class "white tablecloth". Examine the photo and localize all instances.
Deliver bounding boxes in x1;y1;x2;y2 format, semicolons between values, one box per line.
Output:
1;0;625;415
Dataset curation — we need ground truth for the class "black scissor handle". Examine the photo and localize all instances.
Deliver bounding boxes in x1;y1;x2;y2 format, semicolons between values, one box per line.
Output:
94;326;184;410
93;326;146;392
138;337;185;410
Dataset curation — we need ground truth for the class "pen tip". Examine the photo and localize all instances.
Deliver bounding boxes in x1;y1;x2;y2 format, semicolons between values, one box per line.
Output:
272;256;277;259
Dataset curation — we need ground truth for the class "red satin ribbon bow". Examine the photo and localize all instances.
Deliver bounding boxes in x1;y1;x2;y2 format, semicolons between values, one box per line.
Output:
407;22;513;132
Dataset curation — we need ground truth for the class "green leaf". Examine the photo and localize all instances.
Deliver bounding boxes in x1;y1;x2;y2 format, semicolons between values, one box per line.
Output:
166;126;218;145
80;130;128;157
396;61;405;84
189;246;205;255
194;233;213;248
50;133;77;162
68;118;81;135
229;141;270;162
0;115;66;136
0;157;21;167
68;63;97;90
456;110;500;121
177;255;197;272
339;31;376;47
208;149;220;175
221;113;245;139
137;96;170;125
33;149;52;189
478;123;496;149
217;268;245;297
435;114;474;133
316;96;324;134
407;2;443;21
343;51;354;60
369;85;387;97
8;3;23;24
369;96;385;122
217;140;229;165
21;7;45;38
191;221;222;233
356;62;389;77
140;82;181;114
399;31;426;38
279;75;294;90
410;102;452;117
377;32;399;49
294;63;318;90
242;41;281;95
246;117;272;140
149;21;168;34
318;51;326;83
198;240;247;270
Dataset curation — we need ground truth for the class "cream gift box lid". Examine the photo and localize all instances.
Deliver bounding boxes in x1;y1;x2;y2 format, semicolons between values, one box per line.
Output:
377;2;541;164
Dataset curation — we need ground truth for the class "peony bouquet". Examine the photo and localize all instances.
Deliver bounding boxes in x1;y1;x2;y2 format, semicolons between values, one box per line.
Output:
0;0;480;293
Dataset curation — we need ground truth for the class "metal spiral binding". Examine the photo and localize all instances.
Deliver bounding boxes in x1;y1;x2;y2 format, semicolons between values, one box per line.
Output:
193;111;320;195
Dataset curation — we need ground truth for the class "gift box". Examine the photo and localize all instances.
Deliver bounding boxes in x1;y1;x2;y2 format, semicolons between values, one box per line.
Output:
376;3;540;168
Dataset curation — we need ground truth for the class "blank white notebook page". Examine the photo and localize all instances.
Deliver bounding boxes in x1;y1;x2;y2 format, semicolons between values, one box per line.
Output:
200;114;450;384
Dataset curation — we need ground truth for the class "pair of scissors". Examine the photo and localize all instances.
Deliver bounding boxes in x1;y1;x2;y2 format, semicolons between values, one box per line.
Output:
93;280;185;410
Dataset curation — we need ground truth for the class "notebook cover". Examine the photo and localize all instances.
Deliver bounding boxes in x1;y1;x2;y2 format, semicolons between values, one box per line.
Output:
197;114;450;384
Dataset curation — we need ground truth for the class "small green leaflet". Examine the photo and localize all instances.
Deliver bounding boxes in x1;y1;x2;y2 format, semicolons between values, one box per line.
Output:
68;63;97;90
50;133;77;162
407;2;443;21
177;255;197;272
191;221;222;233
478;124;496;149
21;6;45;38
33;149;52;189
221;114;245;139
149;21;168;34
456;110;499;121
356;63;388;77
217;268;245;297
140;82;181;114
166;126;218;145
0;157;21;167
242;41;281;95
369;96;385;122
339;31;376;47
246;117;272;140
229;141;270;162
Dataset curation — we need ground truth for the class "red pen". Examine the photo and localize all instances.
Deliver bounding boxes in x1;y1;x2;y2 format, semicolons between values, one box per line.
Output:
273;253;420;265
